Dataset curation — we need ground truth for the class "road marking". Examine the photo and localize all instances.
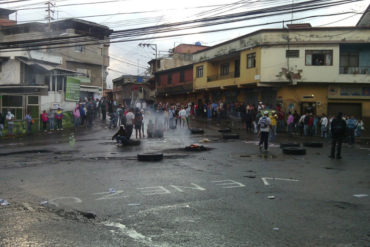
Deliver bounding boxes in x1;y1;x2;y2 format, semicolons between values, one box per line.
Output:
93;190;128;200
49;196;82;207
137;186;171;196
212;180;246;189
103;221;157;246
261;177;299;186
170;183;206;192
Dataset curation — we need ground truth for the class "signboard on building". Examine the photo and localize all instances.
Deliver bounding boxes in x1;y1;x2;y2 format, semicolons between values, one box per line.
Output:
328;86;370;99
65;77;81;101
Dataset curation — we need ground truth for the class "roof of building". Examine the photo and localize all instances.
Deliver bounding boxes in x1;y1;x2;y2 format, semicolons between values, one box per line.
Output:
0;18;113;38
0;8;16;16
357;4;370;27
193;25;370;54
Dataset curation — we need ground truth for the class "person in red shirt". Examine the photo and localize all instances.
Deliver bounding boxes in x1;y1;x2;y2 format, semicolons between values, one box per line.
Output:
308;113;314;136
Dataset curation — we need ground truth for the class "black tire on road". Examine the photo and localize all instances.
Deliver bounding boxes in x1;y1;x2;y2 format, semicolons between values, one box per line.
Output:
280;143;300;149
190;128;204;134
137;153;164;161
303;142;324;148
126;139;141;146
282;147;306;155
222;134;240;139
218;128;232;133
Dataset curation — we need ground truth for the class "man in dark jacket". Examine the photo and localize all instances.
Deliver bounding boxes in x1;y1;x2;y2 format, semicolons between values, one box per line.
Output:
329;112;347;159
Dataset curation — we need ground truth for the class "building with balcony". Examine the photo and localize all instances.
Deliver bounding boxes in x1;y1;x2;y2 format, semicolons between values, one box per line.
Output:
155;64;194;104
192;23;370;130
112;75;151;107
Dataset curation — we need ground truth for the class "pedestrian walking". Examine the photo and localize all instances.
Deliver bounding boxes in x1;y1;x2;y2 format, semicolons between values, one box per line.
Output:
41;110;49;132
258;111;272;151
320;114;328;138
179;107;187;128
101;98;107;121
329;112;347;159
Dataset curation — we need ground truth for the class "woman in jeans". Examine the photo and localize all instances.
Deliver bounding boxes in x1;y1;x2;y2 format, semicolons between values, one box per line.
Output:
41;110;48;132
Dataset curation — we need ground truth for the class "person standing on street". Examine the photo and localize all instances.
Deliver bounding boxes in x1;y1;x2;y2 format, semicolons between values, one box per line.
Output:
41;110;49;132
25;112;33;134
6;110;15;136
258;111;272;151
48;108;55;131
346;115;357;146
73;104;80;129
55;107;64;130
101;98;107;121
329;112;347;159
0;112;5;137
320;114;328;138
125;108;135;139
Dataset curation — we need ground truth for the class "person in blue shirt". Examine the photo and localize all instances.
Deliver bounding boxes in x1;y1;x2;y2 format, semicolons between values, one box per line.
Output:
346;115;357;145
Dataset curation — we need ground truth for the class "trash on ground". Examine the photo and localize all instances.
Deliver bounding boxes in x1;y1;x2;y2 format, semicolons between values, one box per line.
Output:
200;138;210;143
109;188;116;193
0;199;10;206
267;196;276;199
40;201;48;206
273;227;280;231
128;203;141;206
353;194;368;198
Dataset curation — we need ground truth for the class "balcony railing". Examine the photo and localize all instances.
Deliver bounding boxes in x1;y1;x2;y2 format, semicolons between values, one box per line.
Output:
207;71;239;82
340;66;369;75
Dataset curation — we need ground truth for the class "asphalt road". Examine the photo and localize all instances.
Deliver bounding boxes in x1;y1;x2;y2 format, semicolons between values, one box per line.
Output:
0;120;369;247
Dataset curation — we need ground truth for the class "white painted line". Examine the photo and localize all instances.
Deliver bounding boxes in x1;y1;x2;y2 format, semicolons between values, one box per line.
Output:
170;183;206;192
212;180;246;189
49;196;82;207
103;221;155;246
137;186;171;196
93;190;128;200
261;177;299;186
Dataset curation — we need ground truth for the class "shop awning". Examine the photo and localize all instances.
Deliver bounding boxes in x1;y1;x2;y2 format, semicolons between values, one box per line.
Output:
17;58;79;74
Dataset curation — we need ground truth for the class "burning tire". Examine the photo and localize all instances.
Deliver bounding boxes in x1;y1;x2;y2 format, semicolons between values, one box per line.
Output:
218;128;231;133
280;143;300;148
190;128;204;134
222;134;240;139
303;142;323;148
185;144;208;151
137;153;164;161
282;147;306;155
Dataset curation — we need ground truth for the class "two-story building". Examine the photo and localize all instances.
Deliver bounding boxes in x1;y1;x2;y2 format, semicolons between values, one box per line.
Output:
112;75;151;107
0;9;112;133
192;24;370;130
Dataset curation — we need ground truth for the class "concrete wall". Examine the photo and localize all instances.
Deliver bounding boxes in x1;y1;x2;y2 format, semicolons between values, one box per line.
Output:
0;59;20;84
261;45;370;84
40;91;75;112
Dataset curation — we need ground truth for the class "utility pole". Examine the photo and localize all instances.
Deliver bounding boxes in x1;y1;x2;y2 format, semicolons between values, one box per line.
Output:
138;43;157;72
45;0;56;28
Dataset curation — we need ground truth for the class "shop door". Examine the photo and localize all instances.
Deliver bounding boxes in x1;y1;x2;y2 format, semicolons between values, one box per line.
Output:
327;103;362;118
301;102;316;115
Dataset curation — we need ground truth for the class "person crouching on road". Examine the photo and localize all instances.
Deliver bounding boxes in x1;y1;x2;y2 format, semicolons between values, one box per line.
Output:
112;125;129;146
258;111;272;151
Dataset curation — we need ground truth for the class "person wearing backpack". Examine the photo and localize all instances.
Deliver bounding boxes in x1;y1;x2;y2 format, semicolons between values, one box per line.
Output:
329;112;347;159
258;111;272;151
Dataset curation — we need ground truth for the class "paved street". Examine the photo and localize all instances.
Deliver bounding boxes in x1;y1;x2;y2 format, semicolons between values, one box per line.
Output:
0;121;369;247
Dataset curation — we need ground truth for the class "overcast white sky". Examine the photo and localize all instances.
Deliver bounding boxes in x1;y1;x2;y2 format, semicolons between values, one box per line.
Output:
2;0;370;87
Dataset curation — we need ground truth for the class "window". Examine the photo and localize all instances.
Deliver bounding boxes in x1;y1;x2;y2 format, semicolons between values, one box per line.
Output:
76;68;91;78
180;71;185;82
234;60;240;77
247;53;256;68
196;66;203;78
28;96;38;105
2;95;22;107
340;51;359;67
168;73;172;84
74;45;85;52
305;50;333;66
220;63;229;76
286;50;299;58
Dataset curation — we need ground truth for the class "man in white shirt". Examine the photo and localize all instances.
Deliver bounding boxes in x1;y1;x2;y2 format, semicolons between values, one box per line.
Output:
258;111;272;151
125;108;135;139
178;107;187;128
6;111;15;136
320;114;328;138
